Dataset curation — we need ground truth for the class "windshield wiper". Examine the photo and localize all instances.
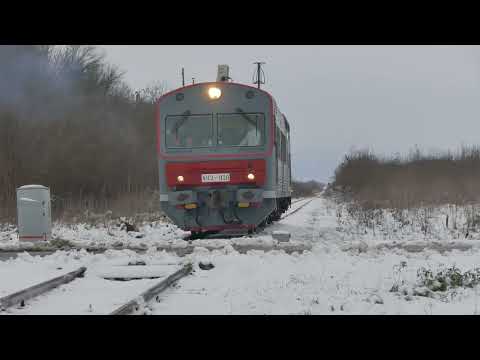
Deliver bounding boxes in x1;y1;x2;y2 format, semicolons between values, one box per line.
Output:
172;110;191;134
235;108;258;127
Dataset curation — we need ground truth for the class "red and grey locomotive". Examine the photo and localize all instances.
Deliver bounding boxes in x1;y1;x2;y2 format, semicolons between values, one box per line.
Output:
156;66;292;237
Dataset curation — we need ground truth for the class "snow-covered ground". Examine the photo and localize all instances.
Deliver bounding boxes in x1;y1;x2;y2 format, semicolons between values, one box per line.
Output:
2;195;480;314
0;249;184;315
0;197;312;251
0;219;189;250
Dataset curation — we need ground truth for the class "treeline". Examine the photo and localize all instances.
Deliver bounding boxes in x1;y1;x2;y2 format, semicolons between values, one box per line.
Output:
292;180;324;198
0;45;165;221
331;146;480;208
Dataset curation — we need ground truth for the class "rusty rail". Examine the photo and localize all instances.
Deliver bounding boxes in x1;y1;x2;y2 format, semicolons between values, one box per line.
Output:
0;266;87;311
110;263;193;315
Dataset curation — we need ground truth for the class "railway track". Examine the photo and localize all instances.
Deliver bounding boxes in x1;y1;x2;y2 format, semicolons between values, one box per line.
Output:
0;263;193;315
0;267;87;311
0;197;318;261
0;199;319;314
185;196;316;240
290;197;307;205
280;197;317;220
110;263;193;315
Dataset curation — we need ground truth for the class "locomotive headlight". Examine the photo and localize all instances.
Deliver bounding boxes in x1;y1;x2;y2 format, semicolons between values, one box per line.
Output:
177;175;185;182
208;87;222;100
247;173;255;180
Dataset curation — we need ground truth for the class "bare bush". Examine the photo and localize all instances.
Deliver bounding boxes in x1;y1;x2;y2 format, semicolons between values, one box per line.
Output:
331;146;480;209
0;45;166;223
292;180;324;198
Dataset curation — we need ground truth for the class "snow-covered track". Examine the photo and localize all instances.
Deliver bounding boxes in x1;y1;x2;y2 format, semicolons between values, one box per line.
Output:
184;197;316;241
281;197;317;220
0;198;318;261
0;266;86;311
110;263;193;315
290;198;305;205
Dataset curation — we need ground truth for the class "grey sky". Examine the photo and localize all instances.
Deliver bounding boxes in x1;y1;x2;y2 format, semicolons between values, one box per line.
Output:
99;45;480;183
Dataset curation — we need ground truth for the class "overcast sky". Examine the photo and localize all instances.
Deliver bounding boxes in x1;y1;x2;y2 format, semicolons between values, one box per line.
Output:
99;45;480;183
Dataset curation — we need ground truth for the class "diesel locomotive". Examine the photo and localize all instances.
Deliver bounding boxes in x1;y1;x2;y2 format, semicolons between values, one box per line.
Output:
156;66;292;237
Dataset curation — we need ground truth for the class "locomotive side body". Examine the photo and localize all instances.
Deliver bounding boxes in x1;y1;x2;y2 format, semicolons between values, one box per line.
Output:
156;82;291;235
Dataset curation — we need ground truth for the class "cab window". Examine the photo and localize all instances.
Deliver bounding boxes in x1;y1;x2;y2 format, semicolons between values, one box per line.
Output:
165;114;213;148
217;113;265;147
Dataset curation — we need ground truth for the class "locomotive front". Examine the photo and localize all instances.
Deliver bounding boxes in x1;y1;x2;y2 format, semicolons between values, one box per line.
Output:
157;81;277;236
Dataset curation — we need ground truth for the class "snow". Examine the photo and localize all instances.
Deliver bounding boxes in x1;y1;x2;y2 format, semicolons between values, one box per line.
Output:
97;265;174;280
0;198;314;251
0;220;189;250
272;231;290;235
19;197;40;203
0;249;183;315
17;185;48;190
151;244;480;315
3;195;480;314
272;230;291;242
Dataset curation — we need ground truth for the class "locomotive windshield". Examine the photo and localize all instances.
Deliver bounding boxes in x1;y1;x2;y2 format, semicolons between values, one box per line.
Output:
165;114;214;148
217;113;265;147
165;112;265;149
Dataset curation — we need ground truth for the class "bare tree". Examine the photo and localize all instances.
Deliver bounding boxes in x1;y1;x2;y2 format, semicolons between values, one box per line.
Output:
0;45;161;222
139;81;168;104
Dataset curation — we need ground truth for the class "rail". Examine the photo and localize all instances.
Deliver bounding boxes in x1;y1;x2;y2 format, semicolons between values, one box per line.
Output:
0;266;87;311
281;197;317;220
110;263;193;315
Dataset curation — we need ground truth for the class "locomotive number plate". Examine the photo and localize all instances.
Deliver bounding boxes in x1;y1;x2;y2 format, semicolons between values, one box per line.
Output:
201;173;230;183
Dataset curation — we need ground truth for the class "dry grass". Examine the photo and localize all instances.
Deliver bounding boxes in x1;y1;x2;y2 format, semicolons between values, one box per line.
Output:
331;146;480;209
292;180;324;198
